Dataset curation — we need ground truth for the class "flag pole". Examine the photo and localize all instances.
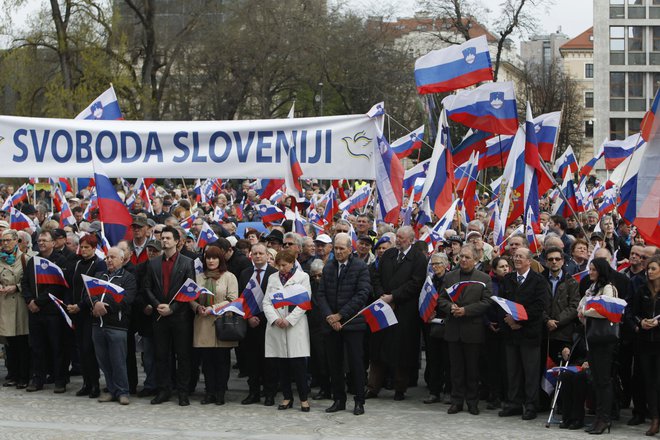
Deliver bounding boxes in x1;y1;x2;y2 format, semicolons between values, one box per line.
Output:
340;298;380;329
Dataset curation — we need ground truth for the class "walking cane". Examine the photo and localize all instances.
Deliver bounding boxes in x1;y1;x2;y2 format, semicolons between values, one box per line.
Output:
545;339;579;428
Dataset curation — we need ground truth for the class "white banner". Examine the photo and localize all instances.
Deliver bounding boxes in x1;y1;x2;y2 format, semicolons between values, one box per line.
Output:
0;114;379;179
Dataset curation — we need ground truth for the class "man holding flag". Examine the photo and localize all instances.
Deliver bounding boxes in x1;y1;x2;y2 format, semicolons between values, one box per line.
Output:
90;247;137;405
437;244;492;415
315;233;371;415
143;226;196;406
21;230;69;393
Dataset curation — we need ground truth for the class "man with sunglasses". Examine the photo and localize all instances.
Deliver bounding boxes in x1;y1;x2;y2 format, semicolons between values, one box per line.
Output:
129;216;150;265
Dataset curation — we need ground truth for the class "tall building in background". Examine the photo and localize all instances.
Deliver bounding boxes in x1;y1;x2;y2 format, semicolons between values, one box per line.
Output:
560;27;595;163
520;31;569;68
593;0;660;146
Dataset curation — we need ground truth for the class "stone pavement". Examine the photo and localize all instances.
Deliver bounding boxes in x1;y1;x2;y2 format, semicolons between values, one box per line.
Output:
0;361;650;440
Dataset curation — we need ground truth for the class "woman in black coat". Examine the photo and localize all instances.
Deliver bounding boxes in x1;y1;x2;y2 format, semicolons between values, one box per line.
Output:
631;255;660;436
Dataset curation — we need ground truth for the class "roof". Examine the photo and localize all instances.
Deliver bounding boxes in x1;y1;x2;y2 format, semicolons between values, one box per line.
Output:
560;27;593;51
368;16;498;43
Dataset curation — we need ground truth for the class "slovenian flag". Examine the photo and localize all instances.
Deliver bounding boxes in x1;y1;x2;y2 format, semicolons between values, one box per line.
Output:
269;284;312;310
414;35;493;95
446;280;486;303
452;128;492;166
256;204;286;224
196;222;219;249
359;299;398;332
1;184;29;211
390;125;425;159
491;295;528;321
442;81;519;136
603;134;643;170
34;256;69;287
338;184;371;214
81;274;126;303
553;145;579;179
9;207;35;233
75;86;123;120
48;293;75;330
284;145;304;196
242;278;265;318
419;277;438;323
180;212;198;230
403;158;431;193
375;135;404;224
210;297;246;317
93;160;133;246
532;111;561;162
584;296;627;323
173;278;204;303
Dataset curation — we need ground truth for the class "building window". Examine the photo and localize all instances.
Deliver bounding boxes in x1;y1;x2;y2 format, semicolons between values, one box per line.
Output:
585;63;594;78
653;0;660;17
628;0;646;18
585;91;594;108
652;27;660;64
628;118;643;136
628;72;646;111
611;72;626;111
610;118;626;140
628;26;646;65
610;26;625;65
585;121;594;138
610;0;625;17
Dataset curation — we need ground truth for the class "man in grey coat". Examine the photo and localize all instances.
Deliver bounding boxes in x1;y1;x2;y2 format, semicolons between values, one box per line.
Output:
437;244;492;415
316;233;371;415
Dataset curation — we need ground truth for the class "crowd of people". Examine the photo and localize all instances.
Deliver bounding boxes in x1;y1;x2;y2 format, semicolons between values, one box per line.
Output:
0;178;657;436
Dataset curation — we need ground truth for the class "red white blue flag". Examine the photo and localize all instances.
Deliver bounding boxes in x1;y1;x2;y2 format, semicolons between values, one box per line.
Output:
338;184;371;214
584;296;627;323
390;125;425;159
478;134;513;170
211;298;245;317
414;35;493;95
269;284;312;310
241;278;264;319
532;111;561;162
34;256;68;287
359;299;398;332
9;207;34;233
256;204;286;224
421;115;455;218
196;222;219;249
419;277;438;323
81;274;126;303
75;86;123;120
553;145;578;179
375;136;404;224
403;159;430;193
173;278;204;303
284;145;304;196
453;128;492;166
93;160;132;246
446;280;486;303
1;184;29;211
603;134;643;170
491;295;528;321
48;293;74;329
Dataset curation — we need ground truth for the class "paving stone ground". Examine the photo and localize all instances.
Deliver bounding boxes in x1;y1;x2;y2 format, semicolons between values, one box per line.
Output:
0;356;650;439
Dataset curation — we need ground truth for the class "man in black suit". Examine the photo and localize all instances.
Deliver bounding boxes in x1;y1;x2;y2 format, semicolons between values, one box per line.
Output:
437;244;492;415
366;226;427;401
143;226;195;406
498;247;550;421
237;242;278;406
316;233;371;415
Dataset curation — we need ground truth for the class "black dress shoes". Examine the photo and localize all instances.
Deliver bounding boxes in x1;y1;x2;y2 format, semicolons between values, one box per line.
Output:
560;419;573;429
325;401;346;413
178;393;190;406
468;405;479;415
353;403;365;415
393;392;405;401
150;391;171;405
241;394;260;405
76;385;90;397
568;421;584;430
201;393;217;405
364;390;378;399
137;388;157;398
88;385;100;399
26;382;43;392
264;396;275;407
498;407;523;417
522;410;537;420
447;404;463;414
313;391;331;400
423;395;441;404
216;393;225;406
628;414;646;426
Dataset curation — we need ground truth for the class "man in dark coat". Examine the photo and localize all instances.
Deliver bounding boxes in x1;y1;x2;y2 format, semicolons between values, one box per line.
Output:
237;242;278;406
143;226;196;406
498;247;550;421
316;233;371;415
437;244;492;415
366;226;427;401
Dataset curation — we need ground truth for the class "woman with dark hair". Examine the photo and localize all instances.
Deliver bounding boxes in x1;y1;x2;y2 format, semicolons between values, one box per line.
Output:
578;257;619;435
631;255;660;436
190;245;238;405
263;249;312;412
66;233;107;398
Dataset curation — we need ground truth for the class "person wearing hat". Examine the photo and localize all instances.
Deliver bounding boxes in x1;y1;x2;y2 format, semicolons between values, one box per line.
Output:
314;234;333;264
130;216;150;265
265;230;284;252
52;228;76;262
447;236;463;270
355;236;375;265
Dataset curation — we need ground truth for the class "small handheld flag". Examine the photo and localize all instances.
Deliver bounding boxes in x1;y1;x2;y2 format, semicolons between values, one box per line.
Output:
196;222;219;249
359;299;398;332
584;296;627;323
491;296;528;321
81;274;126;303
48;293;74;329
34;256;69;287
210;298;246;317
173;278;204;303
419;278;438;323
446;280;486;303
242;278;265;318
269;284;311;310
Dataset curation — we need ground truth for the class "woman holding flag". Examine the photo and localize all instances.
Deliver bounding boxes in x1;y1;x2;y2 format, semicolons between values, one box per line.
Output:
190;246;239;405
263;249;312;412
577;257;620;435
630;255;660;436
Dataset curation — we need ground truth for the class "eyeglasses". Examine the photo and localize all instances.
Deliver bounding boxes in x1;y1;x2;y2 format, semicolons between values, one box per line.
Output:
430;262;444;266
547;257;563;262
283;242;295;247
0;238;14;243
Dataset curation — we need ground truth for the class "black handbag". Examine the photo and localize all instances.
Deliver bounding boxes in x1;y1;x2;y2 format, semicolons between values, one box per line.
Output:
586;317;620;344
214;312;247;342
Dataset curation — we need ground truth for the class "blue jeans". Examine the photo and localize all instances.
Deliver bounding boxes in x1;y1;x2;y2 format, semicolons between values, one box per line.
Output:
92;326;129;397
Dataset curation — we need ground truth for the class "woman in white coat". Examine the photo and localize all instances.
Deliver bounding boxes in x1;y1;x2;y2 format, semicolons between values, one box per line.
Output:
263;249;312;412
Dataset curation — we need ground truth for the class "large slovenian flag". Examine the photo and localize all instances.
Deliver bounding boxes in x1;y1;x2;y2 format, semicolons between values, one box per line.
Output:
523;103;553;232
584;296;627;323
491;295;528;321
210;298;246;317
321;186;339;223
9;207;35;232
293;207;307;236
403;159;431;193
255;179;285;200
499;126;526;226
241;277;265;319
339;184;371;214
269;284;312;310
375;135;404;224
93;160;132;246
1;183;29;211
641;87;660;142
360;299;398;332
446;280;486;303
532;111;561;162
580;151;603;178
525;206;540;253
442;81;519;135
553;145;578;179
421;115;455;218
603;134;644;170
453;128;492;166
173;278;203;303
553;173;579;218
414;35;493;95
284;145;304;197
256;204;286;224
478;134;514;170
81;274;126;303
597;188;617;216
179;212;198;230
420;198;460;252
390;125;425;159
75;86;123;120
419;277;438;323
196;222;219;248
59;199;76;228
34;256;69;287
